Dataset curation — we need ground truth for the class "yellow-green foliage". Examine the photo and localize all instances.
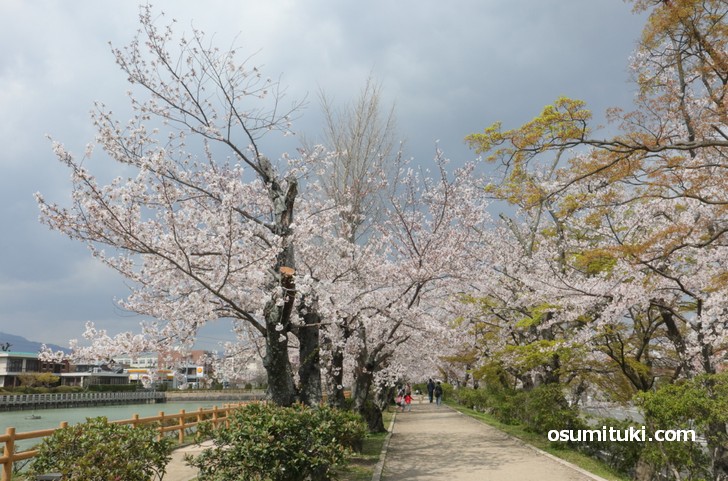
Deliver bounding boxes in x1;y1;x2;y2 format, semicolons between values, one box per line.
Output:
572;249;618;275
504;340;564;372
515;303;559;329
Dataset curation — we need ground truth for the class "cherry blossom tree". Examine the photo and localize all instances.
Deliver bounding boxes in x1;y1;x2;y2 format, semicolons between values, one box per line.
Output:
464;0;728;475
301;77;402;409
352;156;492;420
36;6;325;406
295;149;493;430
35;7;494;420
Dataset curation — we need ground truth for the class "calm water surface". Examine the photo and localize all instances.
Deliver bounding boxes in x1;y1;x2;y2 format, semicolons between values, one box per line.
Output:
1;401;223;451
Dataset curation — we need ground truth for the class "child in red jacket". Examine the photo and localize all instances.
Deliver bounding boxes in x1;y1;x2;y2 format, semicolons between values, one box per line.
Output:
404;393;412;412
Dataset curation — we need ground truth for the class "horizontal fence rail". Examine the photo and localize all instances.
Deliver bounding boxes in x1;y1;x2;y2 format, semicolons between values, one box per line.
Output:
0;403;246;481
0;391;166;411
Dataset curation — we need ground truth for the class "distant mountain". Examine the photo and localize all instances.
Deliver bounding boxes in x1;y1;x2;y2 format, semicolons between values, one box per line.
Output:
0;332;69;354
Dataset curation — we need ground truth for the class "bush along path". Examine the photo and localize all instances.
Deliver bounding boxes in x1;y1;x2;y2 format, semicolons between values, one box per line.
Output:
163;403;366;481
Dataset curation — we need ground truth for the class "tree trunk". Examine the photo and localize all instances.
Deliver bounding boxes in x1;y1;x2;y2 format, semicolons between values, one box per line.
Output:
632;454;655;481
351;369;385;432
657;305;693;378
362;401;385;433
263;303;297;406
326;343;346;408
703;375;728;480
352;365;373;413
297;310;322;406
263;173;305;406
352;323;374;413
322;322;349;409
349;323;388;432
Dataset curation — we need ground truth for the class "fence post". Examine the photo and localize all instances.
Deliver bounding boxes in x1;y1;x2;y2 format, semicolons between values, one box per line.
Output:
212;406;219;429
178;410;185;444
157;412;165;441
132;414;140;428
2;427;15;481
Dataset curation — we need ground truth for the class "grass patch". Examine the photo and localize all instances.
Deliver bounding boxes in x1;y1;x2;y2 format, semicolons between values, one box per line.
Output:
337;411;392;481
447;403;630;481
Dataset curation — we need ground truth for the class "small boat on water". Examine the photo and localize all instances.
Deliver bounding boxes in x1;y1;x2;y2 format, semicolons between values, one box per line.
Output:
25;414;42;420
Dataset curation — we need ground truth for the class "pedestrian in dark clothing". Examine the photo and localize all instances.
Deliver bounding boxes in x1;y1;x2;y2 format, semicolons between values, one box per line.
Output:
427;378;435;403
434;381;443;407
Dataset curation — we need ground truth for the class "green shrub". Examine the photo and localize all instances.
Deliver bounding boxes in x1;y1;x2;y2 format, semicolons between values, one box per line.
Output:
451;387;480;410
452;386;523;424
188;403;367;481
52;385;82;393
636;374;728;480
452;385;585;436
18;387;49;394
28;416;173;481
87;383;138;392
580;417;645;475
452;386;643;475
441;382;455;400
521;384;586;437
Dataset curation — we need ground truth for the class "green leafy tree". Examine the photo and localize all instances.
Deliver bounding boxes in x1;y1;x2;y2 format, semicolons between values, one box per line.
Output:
464;1;728;476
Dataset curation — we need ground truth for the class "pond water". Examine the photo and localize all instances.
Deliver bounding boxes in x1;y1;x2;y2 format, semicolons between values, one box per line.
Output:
1;401;225;451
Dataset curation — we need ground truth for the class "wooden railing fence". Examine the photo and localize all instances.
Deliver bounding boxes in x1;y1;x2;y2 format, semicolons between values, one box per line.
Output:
0;403;245;481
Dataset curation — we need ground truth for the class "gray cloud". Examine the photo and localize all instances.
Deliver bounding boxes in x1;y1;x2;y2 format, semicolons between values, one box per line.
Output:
0;0;646;347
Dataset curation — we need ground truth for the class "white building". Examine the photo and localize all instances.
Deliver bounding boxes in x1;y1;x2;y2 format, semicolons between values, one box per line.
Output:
0;352;68;388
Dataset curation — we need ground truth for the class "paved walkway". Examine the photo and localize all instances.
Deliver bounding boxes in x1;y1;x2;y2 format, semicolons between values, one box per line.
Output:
165;440;214;481
381;402;607;481
164;402;609;481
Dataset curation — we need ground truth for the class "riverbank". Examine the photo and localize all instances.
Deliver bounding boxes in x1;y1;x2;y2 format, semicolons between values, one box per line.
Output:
165;389;265;402
2;400;240;454
0;389;266;412
0;391;164;411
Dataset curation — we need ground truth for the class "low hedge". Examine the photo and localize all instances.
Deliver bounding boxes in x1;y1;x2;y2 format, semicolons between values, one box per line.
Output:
187;403;367;481
28;416;173;481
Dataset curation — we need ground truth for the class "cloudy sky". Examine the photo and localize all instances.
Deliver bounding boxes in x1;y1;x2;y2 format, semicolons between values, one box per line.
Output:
0;0;647;350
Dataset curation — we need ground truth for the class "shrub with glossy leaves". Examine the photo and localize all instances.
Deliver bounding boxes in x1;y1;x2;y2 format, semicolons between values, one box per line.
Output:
636;374;728;480
187;403;367;481
28;416;173;481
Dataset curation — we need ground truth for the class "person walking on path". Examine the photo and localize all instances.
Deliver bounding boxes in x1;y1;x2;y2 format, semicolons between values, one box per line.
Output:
434;381;443;406
396;385;406;411
427;378;435;403
381;402;600;481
